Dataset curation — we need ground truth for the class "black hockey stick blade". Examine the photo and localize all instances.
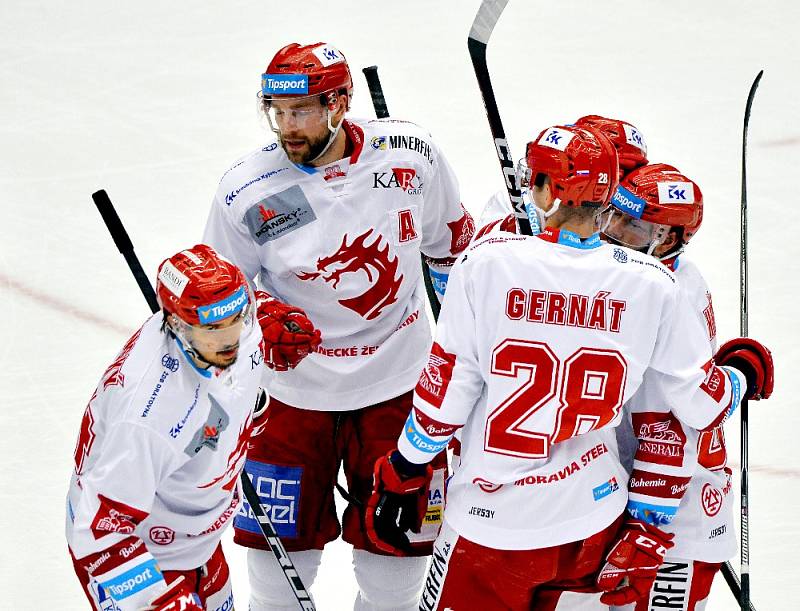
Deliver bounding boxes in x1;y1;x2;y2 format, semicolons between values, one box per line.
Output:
721;561;756;611
468;0;535;236
92;189;159;314
362;66;390;119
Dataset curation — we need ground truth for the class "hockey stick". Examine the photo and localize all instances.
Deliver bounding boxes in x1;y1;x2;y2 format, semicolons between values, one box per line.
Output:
468;0;539;236
362;65;443;322
91;189;316;611
738;69;763;611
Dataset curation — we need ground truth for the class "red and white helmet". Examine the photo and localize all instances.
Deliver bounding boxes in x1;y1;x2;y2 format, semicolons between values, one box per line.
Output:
260;42;353;110
602;163;703;257
526;125;620;212
575;115;648;175
157;244;249;326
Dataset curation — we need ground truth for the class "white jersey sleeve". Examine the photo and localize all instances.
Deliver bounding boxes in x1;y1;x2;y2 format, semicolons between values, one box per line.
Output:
398;254;480;463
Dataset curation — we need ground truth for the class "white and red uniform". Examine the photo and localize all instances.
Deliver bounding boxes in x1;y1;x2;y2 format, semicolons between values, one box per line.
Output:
203;118;473;610
203;118;473;412
66;314;265;610
613;255;734;611
401;229;743;610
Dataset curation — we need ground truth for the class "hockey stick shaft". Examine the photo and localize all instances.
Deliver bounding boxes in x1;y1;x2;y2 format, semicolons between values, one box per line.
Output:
468;0;537;236
739;69;763;611
92;190;160;313
90;189;315;610
361;65;443;322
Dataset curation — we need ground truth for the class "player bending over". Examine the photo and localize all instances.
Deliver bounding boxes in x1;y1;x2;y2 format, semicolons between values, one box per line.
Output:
67;245;302;610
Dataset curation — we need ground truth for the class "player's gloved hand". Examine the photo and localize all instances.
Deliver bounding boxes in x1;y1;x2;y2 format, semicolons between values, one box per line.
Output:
715;337;774;400
596;519;675;605
146;576;203;611
256;290;322;371
365;450;432;556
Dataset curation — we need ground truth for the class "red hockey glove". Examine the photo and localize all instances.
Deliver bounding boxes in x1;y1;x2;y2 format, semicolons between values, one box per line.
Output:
715;337;774;400
365;451;432;556
146;576;203;611
596;519;675;606
256;291;321;371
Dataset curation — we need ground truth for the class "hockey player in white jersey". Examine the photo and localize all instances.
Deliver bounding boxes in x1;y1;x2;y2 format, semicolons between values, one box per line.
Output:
364;124;766;610
600;163;774;610
202;42;474;610
66;245;270;610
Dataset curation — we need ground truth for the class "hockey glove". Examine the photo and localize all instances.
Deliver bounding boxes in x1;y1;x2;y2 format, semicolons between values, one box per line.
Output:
365;450;432;556
256;290;322;371
596;519;675;606
715;337;774;400
146;576;203;611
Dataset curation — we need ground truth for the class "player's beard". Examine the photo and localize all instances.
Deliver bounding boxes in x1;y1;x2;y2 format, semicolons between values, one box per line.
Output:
280;130;331;164
198;344;239;369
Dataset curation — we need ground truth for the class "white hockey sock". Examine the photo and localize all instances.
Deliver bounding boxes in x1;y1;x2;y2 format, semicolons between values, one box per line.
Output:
247;548;322;611
352;550;428;611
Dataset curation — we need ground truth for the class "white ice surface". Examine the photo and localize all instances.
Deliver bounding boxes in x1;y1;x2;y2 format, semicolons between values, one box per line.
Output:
1;1;798;609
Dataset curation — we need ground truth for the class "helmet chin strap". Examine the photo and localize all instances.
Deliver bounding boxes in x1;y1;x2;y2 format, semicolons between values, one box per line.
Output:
542;198;562;219
308;108;344;163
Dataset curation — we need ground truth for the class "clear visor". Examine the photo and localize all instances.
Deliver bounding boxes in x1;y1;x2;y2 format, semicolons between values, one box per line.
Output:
599;206;668;249
262;95;328;133
172;299;254;354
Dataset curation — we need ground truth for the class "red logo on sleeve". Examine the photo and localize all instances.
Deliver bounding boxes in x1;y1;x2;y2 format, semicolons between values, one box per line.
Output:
90;495;148;539
632;412;687;468
703;292;717;341
415;342;456;408
700;359;727;404
447;205;476;255
412;407;459;437
101;328;143;390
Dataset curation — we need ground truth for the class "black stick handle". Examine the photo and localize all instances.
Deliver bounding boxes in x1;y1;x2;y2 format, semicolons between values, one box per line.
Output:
362;66;390;119
92;189;159;314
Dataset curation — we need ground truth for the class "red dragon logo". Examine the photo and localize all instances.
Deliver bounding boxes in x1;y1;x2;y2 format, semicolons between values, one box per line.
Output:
296;229;403;320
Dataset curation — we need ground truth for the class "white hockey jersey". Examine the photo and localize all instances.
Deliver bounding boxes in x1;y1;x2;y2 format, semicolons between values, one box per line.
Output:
620;256;736;562
66;314;266;609
203;118;473;411
398;229;744;550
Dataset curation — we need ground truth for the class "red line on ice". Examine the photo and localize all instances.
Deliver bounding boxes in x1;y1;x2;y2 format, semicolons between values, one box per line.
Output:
1;272;134;337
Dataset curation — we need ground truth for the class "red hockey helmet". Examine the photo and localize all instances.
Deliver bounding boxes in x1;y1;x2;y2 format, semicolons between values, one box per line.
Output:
617;163;703;243
156;245;249;326
575;115;648;175
526;125;620;209
261;42;353;109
